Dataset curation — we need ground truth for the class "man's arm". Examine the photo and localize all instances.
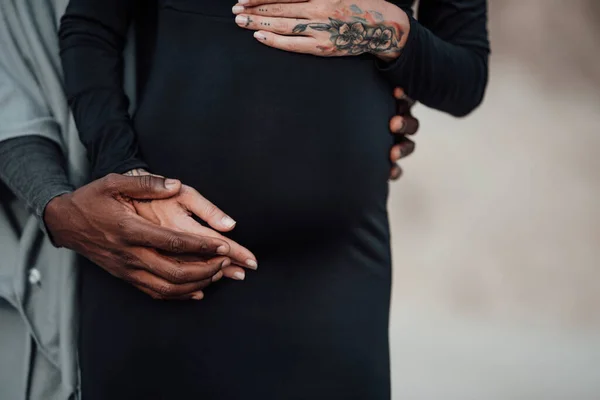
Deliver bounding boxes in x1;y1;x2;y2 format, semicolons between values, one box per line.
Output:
0;134;233;299
0;136;74;229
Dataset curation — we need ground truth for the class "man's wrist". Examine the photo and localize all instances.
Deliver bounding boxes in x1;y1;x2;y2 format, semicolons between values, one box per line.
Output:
43;192;73;247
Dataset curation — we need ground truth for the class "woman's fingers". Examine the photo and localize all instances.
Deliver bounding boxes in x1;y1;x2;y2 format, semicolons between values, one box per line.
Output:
178;185;237;232
238;0;307;6
253;30;317;54
177;217;258;270
223;265;247;281
235;15;309;35
233;3;309;19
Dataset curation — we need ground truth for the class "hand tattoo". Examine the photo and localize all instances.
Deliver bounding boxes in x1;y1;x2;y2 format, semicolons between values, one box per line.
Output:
292;5;404;56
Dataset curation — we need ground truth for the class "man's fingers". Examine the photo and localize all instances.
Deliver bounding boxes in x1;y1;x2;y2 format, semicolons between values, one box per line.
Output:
389;115;420;135
393;87;416;105
389;164;403;181
128;269;213;299
121;215;230;255
101;173;181;200
179;186;237;232
392;137;416;160
133;284;204;301
135;250;228;284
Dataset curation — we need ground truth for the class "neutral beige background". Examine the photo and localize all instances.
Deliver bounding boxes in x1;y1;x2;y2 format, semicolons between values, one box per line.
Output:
388;1;600;398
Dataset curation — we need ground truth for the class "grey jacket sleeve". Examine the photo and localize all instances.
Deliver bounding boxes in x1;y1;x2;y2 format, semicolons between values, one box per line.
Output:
0;136;74;223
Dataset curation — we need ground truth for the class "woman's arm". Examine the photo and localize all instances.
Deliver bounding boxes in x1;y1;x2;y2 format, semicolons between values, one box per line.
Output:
234;0;489;117
377;0;489;117
58;0;148;179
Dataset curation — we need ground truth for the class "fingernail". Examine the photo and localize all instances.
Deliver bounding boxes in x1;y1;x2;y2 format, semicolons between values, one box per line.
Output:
191;292;204;300
393;118;405;133
212;271;224;282
221;258;231;268
221;215;236;228
164;178;180;189
217;245;229;255
239;0;249;4
235;15;248;25
246;259;258;270
254;31;267;41
233;271;246;281
232;5;245;13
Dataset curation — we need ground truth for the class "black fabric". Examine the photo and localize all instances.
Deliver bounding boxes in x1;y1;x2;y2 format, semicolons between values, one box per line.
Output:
60;0;488;398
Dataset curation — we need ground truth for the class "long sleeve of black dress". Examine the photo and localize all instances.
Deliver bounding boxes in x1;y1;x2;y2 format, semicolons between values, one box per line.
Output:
59;0;148;179
380;0;490;116
59;0;489;179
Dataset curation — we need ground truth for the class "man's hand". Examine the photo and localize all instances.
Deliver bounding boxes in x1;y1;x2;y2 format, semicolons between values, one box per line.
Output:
132;184;258;282
44;173;233;300
389;87;419;180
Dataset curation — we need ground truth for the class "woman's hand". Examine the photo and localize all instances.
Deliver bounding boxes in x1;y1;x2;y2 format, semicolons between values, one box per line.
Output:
125;170;258;284
232;0;409;60
132;185;258;281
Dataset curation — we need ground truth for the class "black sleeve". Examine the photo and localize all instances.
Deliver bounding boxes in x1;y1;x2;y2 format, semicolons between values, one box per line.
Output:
378;0;490;117
59;0;149;179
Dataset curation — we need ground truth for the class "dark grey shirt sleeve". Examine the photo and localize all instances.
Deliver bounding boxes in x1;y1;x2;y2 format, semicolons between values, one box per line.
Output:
0;135;74;227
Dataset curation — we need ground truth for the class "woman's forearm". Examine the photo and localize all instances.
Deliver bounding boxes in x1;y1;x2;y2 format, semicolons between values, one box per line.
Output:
378;0;489;117
59;0;148;179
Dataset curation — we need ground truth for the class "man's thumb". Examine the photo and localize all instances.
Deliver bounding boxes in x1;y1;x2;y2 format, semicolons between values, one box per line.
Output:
103;173;181;199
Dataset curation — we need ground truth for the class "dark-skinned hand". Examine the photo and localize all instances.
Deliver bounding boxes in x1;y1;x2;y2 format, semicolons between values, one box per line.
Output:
389;87;419;180
44;173;236;301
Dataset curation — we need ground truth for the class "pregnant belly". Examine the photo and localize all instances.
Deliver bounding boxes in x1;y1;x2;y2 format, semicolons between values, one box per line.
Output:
133;4;393;248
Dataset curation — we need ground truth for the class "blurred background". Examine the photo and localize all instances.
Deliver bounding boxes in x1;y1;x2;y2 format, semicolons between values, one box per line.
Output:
388;1;600;398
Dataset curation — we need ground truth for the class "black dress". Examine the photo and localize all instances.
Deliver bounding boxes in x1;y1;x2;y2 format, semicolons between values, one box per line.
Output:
59;1;488;398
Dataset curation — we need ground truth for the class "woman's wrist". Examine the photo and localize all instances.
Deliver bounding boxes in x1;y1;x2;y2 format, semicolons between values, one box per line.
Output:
373;3;410;62
123;168;151;176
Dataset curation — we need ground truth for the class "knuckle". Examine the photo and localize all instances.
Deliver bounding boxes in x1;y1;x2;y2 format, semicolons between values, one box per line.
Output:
119;251;139;268
117;217;136;237
168;267;189;284
138;174;154;191
315;3;329;15
203;203;219;218
167;235;186;253
157;283;176;297
102;173;120;191
269;4;282;15
274;19;288;32
119;268;136;283
149;291;164;300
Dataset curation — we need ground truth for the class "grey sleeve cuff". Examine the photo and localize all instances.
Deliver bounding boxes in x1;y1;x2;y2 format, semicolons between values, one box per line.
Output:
0;135;74;234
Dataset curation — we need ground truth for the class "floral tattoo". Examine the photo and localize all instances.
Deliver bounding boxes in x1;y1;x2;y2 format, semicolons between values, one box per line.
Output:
292;5;403;56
